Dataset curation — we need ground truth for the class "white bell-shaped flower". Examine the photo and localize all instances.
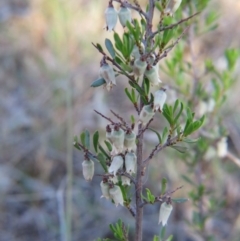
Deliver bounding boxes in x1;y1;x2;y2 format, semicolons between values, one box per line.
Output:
153;88;167;112
217;137;228;158
112;128;124;153
99;63;116;91
144;65;162;86
82;159;94;181
159;202;173;226
125;152;137;175
100;181;111;199
108;155;124;176
124;131;136;151
105;6;118;31
109;185;124;206
121;176;131;186
118;7;131;27
133;58;147;76
139;105;155;126
165;0;182;16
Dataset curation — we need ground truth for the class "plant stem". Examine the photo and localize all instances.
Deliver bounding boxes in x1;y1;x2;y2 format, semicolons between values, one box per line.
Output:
135;122;143;241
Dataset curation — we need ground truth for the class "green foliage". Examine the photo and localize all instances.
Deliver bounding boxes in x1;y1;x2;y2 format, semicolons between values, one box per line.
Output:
142;188;155;204
109;219;129;241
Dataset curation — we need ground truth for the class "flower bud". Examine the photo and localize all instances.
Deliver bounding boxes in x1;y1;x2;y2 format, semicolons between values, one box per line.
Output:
133;58;147;76
106;125;114;143
108;155;124;176
99;63;116;91
118;7;131;27
105;6;118;31
139;105;155;126
112;128;124;153
109;185;124;206
121;176;131;186
144;65;162;86
100;181;110;199
82;159;94;181
159;202;173;226
165;0;182;16
124;131;136;151
153;88;167;112
125;152;137;175
217;137;228;158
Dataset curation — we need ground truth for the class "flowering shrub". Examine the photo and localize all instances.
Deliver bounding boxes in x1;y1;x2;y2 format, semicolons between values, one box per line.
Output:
74;0;239;240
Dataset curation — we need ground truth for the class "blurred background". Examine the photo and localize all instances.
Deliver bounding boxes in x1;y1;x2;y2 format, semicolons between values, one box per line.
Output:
0;0;240;240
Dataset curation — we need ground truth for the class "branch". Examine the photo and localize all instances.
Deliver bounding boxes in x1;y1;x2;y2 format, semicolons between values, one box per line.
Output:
137;118;154;138
154;26;190;64
110;109;130;129
76;142;98;159
150;12;200;38
143;135;180;168
94;109;116;125
140;186;183;207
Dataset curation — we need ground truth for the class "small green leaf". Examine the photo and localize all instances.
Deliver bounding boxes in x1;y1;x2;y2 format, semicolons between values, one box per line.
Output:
80;132;85;147
73;136;81;150
170;145;188;153
130;115;135;124
97;153;108;172
125;88;133;103
131;88;136;103
172;198;189;203
181;175;196;186
165;235;173;241
174;102;184;123
85;130;90;149
161;178;167;195
99;145;110;159
96;43;103;52
105;38;115;59
104;140;112;152
91;78;106;87
173;99;179;113
148;128;162;143
162;127;169;143
182;137;200;143
114;33;123;51
93;131;99;152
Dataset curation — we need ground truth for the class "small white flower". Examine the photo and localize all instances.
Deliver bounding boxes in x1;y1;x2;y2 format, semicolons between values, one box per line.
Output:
159;202;173;226
139;105;155;126
108;155;124;176
109;185;124;206
121;176;131;186
165;0;182;16
100;181;110;199
112;128;125;153
153;88;167;112
217;137;228;158
133;58;147;76
124;131;136;151
118;7;131;27
99;63;116;91
125;152;137;175
105;6;118;31
82;159;94;181
144;65;162;86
